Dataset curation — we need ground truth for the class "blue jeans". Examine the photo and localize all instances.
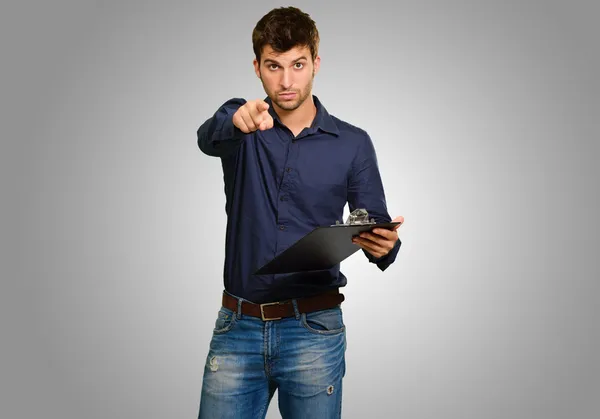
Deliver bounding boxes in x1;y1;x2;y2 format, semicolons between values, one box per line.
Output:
198;293;347;418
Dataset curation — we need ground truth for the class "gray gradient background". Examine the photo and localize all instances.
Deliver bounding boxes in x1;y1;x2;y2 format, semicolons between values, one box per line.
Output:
2;0;599;418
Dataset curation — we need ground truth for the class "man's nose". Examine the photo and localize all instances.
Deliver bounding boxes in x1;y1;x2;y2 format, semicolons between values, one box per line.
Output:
280;69;293;89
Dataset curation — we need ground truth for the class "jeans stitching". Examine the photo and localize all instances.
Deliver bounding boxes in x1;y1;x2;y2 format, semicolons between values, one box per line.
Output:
263;321;271;378
213;307;238;334
300;310;345;335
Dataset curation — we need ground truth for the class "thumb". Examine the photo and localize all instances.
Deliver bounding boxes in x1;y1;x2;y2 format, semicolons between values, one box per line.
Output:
392;215;404;230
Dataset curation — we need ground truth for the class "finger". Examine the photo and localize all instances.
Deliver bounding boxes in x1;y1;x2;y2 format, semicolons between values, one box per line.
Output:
352;239;386;258
252;114;264;129
240;109;257;131
233;113;250;133
250;109;267;128
252;112;266;128
238;120;250;133
392;216;405;230
371;228;396;240
353;235;388;253
257;100;269;112
256;113;272;131
262;114;274;130
359;231;388;244
251;100;269;118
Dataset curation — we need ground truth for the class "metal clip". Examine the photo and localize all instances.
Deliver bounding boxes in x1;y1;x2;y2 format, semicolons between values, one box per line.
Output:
333;208;376;226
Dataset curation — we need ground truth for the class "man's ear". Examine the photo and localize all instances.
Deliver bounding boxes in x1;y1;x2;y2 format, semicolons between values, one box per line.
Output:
253;58;260;78
313;55;321;75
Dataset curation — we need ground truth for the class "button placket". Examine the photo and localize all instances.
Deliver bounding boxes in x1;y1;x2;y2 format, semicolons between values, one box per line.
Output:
275;135;298;253
277;144;295;212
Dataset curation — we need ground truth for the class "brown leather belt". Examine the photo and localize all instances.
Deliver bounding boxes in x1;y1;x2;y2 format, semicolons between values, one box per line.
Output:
222;289;345;321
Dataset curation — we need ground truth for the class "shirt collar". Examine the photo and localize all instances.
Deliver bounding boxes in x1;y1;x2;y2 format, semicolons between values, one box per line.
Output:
264;94;340;137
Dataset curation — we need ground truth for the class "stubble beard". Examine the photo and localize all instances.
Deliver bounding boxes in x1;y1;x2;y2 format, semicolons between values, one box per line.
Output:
260;70;315;111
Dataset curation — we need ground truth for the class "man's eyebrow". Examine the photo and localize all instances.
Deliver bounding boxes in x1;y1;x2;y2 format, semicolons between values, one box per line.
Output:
263;56;308;65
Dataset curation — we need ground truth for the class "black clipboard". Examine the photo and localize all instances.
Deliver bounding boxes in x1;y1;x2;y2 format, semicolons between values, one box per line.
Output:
254;221;401;275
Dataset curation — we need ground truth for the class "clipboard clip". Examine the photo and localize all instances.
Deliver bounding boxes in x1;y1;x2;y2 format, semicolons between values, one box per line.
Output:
332;208;375;226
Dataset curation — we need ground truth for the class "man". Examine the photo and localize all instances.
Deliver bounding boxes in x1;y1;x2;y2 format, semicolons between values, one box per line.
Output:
196;6;404;419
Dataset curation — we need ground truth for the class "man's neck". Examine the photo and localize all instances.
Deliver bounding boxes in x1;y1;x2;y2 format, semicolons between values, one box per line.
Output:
273;95;317;135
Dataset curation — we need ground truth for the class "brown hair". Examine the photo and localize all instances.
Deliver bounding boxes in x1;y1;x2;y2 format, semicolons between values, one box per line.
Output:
252;7;320;64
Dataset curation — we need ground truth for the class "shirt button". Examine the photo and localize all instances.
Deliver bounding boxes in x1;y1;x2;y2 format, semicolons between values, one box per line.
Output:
279;225;285;230
280;196;287;201
286;167;291;172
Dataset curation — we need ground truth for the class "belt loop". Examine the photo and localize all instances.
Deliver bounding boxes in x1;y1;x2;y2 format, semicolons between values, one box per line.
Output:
236;298;243;320
291;298;300;319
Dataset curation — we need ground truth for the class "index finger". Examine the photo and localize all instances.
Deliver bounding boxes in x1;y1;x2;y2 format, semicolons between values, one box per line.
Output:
371;227;397;239
249;101;269;124
253;100;269;113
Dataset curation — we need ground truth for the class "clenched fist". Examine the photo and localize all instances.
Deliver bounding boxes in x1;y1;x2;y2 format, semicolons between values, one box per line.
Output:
233;99;274;133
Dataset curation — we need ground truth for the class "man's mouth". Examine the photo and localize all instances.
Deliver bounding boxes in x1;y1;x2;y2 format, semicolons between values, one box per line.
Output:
279;92;296;100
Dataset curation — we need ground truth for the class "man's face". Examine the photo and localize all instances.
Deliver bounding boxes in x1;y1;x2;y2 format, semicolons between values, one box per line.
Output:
253;44;320;112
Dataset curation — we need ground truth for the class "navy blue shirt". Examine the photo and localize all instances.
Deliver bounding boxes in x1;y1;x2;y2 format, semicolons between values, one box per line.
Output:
197;94;400;303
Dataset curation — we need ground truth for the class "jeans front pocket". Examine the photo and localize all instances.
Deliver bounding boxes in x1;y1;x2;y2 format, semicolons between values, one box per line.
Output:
300;306;345;335
213;307;237;334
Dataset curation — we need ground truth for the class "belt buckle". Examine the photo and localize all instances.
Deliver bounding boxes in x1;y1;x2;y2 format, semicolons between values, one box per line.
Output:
260;302;282;321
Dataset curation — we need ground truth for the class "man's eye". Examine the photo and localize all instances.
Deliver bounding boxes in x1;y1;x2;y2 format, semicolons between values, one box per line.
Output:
269;65;279;70
295;63;304;69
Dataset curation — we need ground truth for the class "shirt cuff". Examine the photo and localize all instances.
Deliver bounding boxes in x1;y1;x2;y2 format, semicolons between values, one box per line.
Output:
366;238;401;271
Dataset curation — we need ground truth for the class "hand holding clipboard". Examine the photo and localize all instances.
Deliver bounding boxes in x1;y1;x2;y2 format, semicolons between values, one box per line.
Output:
254;209;403;275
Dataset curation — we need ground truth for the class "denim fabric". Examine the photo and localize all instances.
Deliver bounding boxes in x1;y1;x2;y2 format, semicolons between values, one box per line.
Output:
198;294;347;418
